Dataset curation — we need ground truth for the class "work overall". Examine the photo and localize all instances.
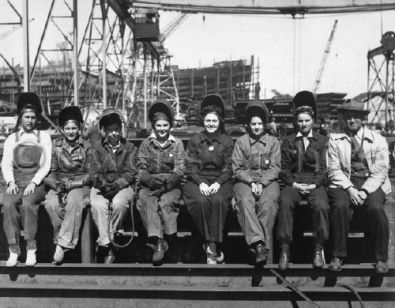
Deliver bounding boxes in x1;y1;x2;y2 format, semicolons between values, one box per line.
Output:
137;136;185;241
3;132;46;252
44;139;91;250
90;142;135;248
232;133;280;251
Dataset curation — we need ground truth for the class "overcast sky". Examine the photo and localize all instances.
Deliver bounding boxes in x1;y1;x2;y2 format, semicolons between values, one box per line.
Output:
0;0;394;99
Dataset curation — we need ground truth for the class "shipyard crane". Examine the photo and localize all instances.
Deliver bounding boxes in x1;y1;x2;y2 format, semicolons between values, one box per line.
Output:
159;12;188;43
313;20;338;94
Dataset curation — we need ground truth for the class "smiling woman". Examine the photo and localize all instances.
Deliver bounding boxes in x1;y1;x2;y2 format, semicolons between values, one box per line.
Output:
183;94;234;265
43;106;92;265
137;101;186;265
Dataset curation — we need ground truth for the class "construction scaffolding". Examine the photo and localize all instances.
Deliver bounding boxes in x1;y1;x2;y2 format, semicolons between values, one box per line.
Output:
367;31;395;129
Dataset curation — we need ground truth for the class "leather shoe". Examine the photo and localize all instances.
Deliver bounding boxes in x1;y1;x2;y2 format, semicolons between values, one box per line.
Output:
329;257;343;271
53;245;70;265
152;238;168;263
104;249;115;264
312;247;325;269
255;243;268;265
278;248;290;271
375;260;389;274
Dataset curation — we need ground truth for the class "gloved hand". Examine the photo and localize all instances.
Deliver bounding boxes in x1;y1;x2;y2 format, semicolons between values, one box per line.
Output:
44;178;58;191
166;174;180;191
149;186;166;197
64;179;84;191
148;176;164;189
114;177;129;190
92;174;106;189
55;180;68;194
101;182;119;200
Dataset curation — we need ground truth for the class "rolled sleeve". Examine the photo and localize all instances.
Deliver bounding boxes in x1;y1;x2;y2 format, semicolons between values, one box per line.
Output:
1;134;16;184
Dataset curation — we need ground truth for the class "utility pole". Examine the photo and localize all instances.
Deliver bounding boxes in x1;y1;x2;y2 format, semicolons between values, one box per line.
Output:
22;0;30;91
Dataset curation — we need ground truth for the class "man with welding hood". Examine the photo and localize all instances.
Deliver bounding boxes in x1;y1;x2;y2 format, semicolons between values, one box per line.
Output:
327;100;390;273
90;108;137;263
44;106;92;265
2;92;52;266
277;91;330;270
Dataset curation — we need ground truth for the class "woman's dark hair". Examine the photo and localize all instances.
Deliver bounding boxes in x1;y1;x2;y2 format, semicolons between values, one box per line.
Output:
245;113;268;135
200;105;225;133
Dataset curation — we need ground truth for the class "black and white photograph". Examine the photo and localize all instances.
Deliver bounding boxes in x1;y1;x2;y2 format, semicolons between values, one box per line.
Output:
0;0;395;307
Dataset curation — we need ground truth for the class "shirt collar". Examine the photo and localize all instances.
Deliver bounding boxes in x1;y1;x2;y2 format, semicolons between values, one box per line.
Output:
201;130;222;144
248;133;268;146
149;132;176;142
62;136;85;149
296;130;314;139
103;137;124;149
332;126;373;142
356;126;374;142
19;128;39;137
108;141;121;150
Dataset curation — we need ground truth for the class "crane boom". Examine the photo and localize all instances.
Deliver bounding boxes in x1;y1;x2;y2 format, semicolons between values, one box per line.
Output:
313;19;338;94
160;12;188;43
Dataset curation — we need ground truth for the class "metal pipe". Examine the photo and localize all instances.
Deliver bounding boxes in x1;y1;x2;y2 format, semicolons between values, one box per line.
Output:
385;58;389;132
143;47;147;128
22;0;30;91
73;0;79;106
101;0;108;109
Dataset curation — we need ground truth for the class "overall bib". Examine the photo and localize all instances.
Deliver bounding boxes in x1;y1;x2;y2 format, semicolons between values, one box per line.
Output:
3;132;46;250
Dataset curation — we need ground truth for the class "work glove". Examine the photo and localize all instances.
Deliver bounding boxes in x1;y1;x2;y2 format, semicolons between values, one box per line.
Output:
64;179;84;191
149;186;166;197
114;177;129;190
101;182;119;200
92;174;106;189
148;176;164;190
55;180;68;194
165;174;180;191
43;178;57;191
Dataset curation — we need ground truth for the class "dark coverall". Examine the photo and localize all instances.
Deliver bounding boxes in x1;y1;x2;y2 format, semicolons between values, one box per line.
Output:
277;131;330;247
182;131;234;244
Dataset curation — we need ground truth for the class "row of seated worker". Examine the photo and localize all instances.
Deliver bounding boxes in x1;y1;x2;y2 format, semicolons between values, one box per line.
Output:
1;91;391;275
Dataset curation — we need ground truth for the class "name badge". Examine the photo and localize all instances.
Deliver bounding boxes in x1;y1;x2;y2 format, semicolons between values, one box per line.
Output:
208;145;215;152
